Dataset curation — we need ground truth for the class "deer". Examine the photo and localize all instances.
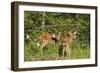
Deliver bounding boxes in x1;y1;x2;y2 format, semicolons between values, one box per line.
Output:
61;31;77;58
39;32;61;55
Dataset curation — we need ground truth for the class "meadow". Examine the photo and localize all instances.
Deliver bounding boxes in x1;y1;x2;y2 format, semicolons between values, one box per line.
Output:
24;37;90;61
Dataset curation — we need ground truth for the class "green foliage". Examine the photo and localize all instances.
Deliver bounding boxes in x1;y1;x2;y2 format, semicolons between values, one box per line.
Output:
24;11;90;61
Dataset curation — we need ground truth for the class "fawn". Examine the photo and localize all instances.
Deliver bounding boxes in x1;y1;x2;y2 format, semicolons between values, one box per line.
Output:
62;32;77;58
39;32;61;55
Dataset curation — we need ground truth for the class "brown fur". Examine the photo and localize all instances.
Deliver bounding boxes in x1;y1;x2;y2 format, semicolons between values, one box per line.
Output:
62;32;77;57
39;32;61;55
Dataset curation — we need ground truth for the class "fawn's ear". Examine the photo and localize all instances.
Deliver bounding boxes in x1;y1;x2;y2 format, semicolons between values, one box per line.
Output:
58;32;61;35
69;31;72;35
73;31;76;34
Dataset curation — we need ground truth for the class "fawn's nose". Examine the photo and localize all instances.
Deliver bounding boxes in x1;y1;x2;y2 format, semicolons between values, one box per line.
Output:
72;35;76;40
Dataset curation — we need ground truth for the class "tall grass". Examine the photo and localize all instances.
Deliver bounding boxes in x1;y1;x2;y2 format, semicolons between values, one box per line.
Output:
24;39;90;61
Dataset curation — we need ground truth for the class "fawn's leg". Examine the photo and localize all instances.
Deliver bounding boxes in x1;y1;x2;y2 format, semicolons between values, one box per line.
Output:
51;40;55;48
40;41;48;55
66;47;71;58
62;47;66;58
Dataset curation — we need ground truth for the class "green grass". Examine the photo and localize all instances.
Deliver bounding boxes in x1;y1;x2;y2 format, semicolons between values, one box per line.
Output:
24;40;90;61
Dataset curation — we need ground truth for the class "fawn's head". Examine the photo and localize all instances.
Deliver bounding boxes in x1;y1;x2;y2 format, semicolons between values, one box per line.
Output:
69;31;77;40
56;32;61;41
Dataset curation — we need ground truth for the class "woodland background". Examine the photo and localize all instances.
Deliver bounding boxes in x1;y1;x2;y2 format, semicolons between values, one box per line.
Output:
24;11;90;61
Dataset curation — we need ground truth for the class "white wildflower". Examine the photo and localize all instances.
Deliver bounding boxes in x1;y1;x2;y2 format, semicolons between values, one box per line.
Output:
26;34;30;39
36;42;40;47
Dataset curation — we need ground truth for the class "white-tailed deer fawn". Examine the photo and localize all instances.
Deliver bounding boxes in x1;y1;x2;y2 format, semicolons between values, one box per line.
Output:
62;31;77;58
39;32;61;55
